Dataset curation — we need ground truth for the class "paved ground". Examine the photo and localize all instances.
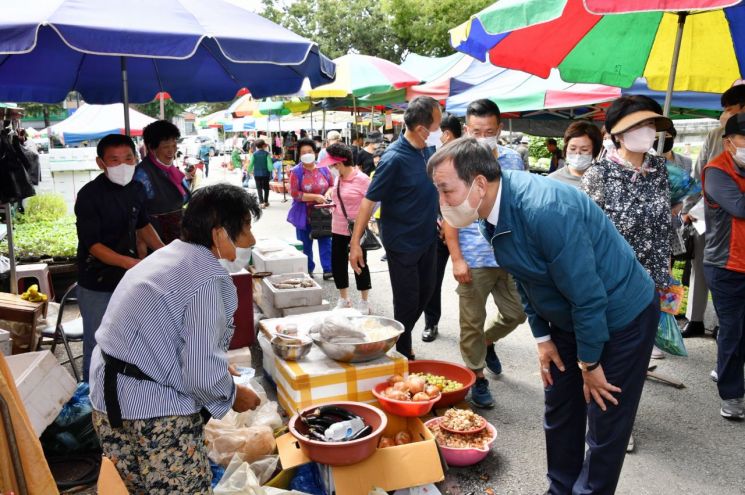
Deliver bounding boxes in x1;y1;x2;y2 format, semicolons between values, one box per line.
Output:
54;167;744;494
244;176;744;495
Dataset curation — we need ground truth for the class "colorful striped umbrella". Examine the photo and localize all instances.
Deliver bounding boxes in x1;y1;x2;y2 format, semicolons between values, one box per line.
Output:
307;54;420;98
450;0;745;115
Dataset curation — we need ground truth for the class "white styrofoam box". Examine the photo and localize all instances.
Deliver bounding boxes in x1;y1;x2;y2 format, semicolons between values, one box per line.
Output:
258;332;276;381
254;290;282;319
262;272;323;309
281;299;331;317
252;247;307;274
0;328;10;356
5;351;76;436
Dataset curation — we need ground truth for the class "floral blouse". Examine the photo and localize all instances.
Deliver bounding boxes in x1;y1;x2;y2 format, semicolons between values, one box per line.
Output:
581;153;672;288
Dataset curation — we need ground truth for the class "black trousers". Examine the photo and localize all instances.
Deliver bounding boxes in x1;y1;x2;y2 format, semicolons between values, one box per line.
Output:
424;239;450;328
545;296;659;495
386;241;437;358
254;176;270;204
331;233;371;291
705;265;745;400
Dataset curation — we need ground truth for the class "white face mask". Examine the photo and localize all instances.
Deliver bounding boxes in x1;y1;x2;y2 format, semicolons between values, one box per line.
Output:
621;126;656;153
300;153;316;164
106;163;135;186
330;166;340;178
441;180;483;229
477;135;499;151
565;153;593;171
217;228;252;273
602;138;615;152
730;142;745;168
425;128;443;148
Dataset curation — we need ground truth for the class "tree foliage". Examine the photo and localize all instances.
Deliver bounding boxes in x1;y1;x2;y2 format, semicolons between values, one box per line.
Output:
135;98;188;121
261;0;493;62
19;103;65;128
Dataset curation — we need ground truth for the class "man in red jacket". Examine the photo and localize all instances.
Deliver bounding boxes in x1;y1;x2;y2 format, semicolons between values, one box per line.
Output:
702;113;745;420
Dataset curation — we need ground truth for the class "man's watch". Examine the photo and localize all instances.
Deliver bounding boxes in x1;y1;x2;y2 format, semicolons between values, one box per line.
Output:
578;361;601;372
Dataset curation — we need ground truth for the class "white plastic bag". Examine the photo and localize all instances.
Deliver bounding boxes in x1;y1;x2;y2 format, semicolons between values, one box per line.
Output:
214;454;304;495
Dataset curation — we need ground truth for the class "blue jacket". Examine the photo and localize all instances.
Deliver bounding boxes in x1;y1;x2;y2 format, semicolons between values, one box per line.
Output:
481;171;656;362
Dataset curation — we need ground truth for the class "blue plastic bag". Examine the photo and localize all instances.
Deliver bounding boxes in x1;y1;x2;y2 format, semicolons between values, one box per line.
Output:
655;311;688;357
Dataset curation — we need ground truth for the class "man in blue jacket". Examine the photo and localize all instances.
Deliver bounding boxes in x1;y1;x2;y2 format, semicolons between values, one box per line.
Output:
428;137;659;495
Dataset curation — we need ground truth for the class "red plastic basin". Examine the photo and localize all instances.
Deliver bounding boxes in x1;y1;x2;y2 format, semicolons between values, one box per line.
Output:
372;382;439;417
288;402;387;466
408;360;477;408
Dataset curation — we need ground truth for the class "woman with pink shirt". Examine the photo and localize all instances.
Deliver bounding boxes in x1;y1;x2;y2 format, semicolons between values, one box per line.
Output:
322;143;373;314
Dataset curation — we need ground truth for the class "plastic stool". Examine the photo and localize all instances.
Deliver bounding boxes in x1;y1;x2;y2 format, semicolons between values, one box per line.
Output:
14;263;54;300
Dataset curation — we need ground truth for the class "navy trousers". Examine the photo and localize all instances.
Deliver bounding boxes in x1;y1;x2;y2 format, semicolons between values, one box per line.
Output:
386;241;437;358
704;265;745;401
424;239;450;328
544;296;659;495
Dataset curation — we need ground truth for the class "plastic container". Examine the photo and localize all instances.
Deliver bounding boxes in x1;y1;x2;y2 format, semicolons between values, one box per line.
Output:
371;382;439;417
0;328;11;356
424;418;497;467
408;360;477;408
253;248;308;274
262;273;323;309
288;402;387;466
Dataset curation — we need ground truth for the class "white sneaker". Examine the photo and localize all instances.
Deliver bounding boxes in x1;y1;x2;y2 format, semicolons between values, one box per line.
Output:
651;346;665;359
335;298;352;310
356;300;371;315
711;369;718;382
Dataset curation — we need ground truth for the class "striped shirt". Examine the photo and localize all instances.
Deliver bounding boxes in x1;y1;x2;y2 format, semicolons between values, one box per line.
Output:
89;240;238;420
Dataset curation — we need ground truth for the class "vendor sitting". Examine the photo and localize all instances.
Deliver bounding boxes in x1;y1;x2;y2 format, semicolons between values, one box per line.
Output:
89;184;262;494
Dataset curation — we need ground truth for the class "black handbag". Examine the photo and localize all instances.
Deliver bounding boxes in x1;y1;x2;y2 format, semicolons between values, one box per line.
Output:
337;176;382;251
309;206;332;239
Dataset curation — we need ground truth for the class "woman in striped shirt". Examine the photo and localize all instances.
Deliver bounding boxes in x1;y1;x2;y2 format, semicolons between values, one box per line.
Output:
89;184;262;494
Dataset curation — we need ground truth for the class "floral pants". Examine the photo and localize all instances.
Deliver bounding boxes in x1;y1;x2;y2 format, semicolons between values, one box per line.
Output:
92;410;212;494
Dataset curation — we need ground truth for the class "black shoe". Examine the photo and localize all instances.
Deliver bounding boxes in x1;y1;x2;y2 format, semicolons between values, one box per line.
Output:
485;344;502;375
712;325;719;340
422;325;438;342
681;320;705;338
322;272;334;281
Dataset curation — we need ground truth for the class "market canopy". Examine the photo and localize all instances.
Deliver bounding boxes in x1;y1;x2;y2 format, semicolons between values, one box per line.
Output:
449;0;745;93
307;54;419;98
0;0;336;104
49;104;155;144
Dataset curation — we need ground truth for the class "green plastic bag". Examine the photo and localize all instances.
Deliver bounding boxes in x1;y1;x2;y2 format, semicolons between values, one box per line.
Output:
655;312;687;357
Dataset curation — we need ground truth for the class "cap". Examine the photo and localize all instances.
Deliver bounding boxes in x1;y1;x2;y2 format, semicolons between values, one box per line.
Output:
609;110;673;135
520;136;529;144
318;154;346;168
723;113;745;138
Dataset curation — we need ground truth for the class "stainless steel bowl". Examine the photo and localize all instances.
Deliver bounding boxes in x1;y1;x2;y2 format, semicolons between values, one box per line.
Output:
271;335;312;361
310;316;404;363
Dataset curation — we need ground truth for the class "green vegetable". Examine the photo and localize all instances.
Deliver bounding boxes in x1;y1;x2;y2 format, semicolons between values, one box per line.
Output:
0;216;78;260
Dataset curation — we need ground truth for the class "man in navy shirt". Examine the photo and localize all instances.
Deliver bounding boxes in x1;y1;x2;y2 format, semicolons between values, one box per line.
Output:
350;96;442;359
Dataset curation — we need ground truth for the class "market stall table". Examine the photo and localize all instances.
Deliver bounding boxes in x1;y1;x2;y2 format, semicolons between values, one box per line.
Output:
259;312;408;415
0;292;48;354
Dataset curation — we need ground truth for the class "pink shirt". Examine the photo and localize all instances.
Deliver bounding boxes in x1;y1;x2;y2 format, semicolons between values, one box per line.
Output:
331;169;371;236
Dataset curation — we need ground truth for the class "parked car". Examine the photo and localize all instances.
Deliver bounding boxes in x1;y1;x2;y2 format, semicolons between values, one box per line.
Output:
178;135;217;158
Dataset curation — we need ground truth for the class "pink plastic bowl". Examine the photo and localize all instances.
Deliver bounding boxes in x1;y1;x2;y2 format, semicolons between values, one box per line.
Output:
425;418;497;467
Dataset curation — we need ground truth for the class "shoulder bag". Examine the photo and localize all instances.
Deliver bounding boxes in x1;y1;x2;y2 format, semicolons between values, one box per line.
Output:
337;175;382;251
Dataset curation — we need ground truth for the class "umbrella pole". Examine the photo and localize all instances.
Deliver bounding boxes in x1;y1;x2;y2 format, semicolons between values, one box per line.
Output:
658;12;688;153
323;109;327;138
353;95;358;134
121;57;131;136
159;92;165;120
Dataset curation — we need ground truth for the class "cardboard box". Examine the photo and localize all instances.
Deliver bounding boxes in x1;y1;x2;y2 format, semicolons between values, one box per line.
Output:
277;410;445;495
257;332;408;416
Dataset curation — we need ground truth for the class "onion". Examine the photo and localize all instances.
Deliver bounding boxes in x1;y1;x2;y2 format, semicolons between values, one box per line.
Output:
412;392;431;402
379;436;395;448
405;376;425;395
394;431;412;445
393;381;409;392
387;374;404;385
425;385;440;398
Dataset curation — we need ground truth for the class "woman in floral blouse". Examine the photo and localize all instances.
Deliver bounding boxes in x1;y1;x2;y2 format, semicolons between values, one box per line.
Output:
287;137;334;278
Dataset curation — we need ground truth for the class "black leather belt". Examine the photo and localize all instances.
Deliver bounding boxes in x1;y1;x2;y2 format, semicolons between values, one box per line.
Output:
101;351;212;428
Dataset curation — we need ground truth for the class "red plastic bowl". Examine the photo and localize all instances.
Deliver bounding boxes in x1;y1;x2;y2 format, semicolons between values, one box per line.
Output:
288;402;387;466
408;360;477;408
372;382;439;417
